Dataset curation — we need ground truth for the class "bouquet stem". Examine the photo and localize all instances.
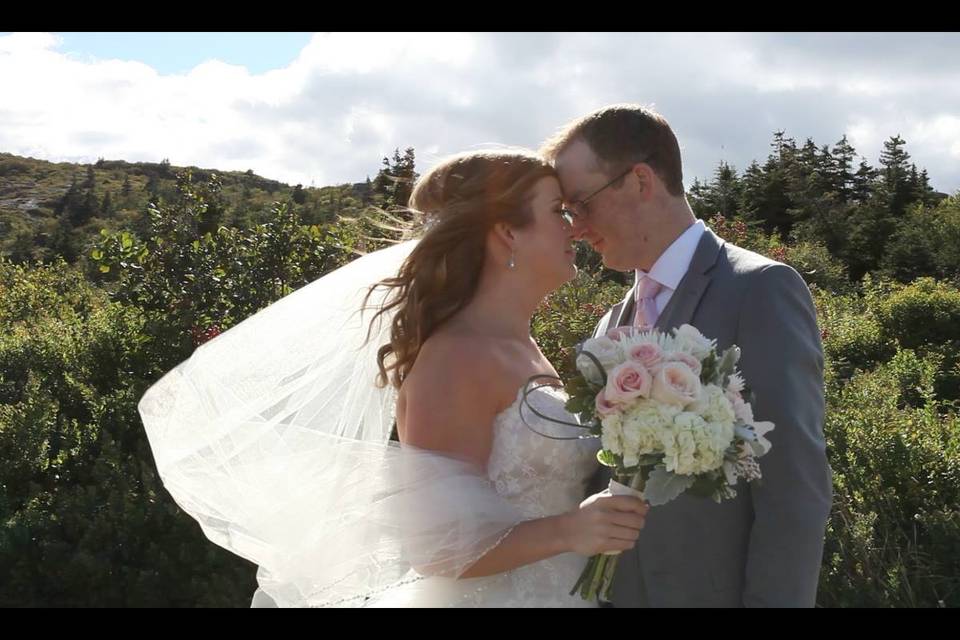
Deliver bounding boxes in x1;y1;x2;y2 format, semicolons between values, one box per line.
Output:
570;472;646;602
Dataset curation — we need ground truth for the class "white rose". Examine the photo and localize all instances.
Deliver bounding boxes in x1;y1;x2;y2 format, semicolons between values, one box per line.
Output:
580;336;624;372
576;353;604;386
673;324;716;359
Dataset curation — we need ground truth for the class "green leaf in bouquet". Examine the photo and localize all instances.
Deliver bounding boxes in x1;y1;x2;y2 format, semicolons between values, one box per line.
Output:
616;463;640;476
564;395;589;415
568;403;584;419
717;345;742;386
643;468;697;506
699;351;718;384
613;456;662;477
565;375;592;396
687;473;721;498
710;485;738;503
597;449;618;468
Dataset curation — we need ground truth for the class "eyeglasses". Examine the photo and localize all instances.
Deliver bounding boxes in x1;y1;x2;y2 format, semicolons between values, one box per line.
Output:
561;154;654;220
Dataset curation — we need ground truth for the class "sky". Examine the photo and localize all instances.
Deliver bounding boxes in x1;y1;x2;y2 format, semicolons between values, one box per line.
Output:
2;31;958;192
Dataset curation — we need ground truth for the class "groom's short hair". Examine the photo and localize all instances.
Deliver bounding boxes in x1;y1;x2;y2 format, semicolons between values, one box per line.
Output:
541;104;685;197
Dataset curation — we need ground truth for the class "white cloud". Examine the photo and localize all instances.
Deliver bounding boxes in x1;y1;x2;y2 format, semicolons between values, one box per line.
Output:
1;31;958;192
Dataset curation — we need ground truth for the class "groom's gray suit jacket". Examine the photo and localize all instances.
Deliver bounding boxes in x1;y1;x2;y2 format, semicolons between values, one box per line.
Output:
589;228;833;607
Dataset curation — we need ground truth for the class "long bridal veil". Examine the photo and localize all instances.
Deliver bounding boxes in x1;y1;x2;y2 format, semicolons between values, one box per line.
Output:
138;239;525;607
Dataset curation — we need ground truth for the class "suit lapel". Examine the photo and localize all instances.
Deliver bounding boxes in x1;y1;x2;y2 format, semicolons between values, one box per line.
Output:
612;284;636;331
655;228;724;331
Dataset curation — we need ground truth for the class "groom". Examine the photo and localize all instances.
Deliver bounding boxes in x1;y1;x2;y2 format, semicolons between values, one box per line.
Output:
542;104;833;607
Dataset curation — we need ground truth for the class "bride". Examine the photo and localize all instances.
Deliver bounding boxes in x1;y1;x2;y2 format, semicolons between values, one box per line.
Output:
138;149;649;608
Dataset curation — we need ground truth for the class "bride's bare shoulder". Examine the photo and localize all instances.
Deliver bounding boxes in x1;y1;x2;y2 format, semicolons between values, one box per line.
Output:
397;331;518;463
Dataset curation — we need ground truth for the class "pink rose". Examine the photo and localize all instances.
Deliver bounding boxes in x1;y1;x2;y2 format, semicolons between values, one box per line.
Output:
605;361;653;404
665;351;703;376
595;389;621;417
650;362;702;407
628;342;664;370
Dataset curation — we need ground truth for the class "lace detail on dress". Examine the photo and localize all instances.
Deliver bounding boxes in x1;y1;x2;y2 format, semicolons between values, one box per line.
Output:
465;385;600;607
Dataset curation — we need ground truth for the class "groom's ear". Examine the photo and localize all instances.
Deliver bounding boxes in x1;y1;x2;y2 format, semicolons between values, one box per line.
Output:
632;163;659;201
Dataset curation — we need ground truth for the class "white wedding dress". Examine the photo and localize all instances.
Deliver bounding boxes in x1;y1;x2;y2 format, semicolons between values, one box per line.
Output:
364;384;601;608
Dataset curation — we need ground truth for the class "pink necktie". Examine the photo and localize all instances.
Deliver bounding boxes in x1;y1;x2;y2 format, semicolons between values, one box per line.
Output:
633;276;663;331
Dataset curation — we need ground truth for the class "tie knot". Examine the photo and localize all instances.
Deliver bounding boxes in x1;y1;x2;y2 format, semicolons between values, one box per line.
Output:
635;276;662;301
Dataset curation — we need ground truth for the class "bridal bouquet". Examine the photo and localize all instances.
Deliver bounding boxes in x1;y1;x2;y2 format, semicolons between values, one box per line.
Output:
559;324;775;602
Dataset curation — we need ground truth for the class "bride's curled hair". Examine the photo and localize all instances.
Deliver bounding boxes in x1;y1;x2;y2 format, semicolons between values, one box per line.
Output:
367;149;556;389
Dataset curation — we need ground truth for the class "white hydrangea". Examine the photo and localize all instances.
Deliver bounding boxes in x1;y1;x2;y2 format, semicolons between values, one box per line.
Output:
661;412;732;475
622;400;680;434
603;396;687;466
621;420;665;467
705;419;736;456
690;384;737;426
600;413;625;457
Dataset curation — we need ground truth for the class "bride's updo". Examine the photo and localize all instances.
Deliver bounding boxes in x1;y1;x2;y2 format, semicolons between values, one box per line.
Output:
369;149;555;389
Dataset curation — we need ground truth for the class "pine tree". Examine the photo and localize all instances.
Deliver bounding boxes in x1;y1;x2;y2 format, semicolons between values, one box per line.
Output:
830;135;857;203
879;134;912;216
